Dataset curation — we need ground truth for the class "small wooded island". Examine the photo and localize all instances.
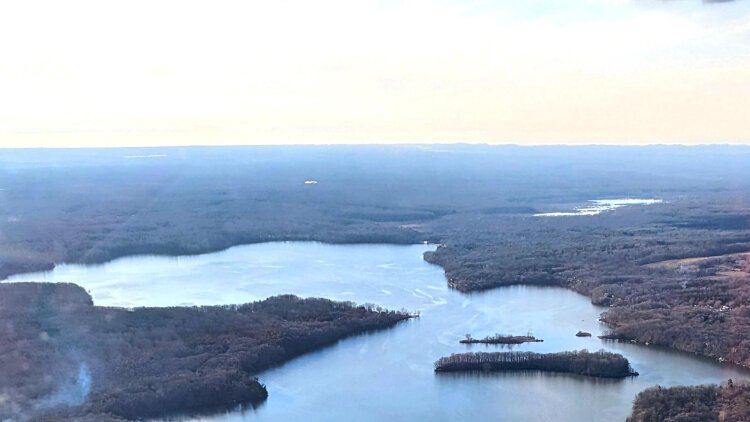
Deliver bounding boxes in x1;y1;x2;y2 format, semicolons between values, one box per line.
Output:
0;282;413;421
576;331;592;337
434;350;638;378
460;333;543;345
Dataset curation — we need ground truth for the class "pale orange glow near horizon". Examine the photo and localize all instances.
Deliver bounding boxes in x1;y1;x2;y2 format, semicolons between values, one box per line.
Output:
1;0;749;148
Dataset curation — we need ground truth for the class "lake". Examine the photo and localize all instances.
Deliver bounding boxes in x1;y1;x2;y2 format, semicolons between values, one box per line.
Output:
7;242;749;421
534;198;663;217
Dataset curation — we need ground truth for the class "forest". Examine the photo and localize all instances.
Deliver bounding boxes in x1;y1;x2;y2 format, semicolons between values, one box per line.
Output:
434;350;637;378
627;381;750;422
1;145;749;419
0;282;412;421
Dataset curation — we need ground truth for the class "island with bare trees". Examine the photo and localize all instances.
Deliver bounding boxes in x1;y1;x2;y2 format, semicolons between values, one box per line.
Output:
460;333;543;345
434;350;638;378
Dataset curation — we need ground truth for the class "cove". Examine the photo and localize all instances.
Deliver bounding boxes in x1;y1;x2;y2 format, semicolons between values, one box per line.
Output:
8;242;750;421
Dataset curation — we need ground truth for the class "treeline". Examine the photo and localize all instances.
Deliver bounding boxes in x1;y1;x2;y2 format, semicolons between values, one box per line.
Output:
2;146;750;373
0;282;412;421
598;250;750;365
628;381;750;422
424;202;750;368
434;350;638;378
460;333;542;344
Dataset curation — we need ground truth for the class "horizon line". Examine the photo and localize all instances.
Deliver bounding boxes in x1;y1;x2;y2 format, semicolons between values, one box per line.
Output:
2;142;750;150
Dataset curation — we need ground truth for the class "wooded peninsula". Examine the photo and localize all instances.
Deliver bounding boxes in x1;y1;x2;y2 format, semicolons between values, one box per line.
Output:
0;282;412;421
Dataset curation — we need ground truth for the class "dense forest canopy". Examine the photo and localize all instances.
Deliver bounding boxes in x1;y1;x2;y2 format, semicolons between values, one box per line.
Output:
628;382;750;422
3;145;746;369
0;282;411;421
1;145;749;420
460;333;542;344
434;350;637;378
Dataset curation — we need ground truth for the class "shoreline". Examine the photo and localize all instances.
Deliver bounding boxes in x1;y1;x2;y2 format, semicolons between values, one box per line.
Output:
434;350;639;379
5;239;749;372
460;335;543;345
0;282;415;421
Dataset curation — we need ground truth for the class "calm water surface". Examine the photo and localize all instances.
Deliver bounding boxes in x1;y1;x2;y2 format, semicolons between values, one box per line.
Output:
8;243;749;421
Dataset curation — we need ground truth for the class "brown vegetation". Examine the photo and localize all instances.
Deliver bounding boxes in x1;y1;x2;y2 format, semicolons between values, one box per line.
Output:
0;282;411;421
2;146;750;417
628;381;750;422
424;210;750;367
434;350;638;378
460;333;542;344
599;252;750;366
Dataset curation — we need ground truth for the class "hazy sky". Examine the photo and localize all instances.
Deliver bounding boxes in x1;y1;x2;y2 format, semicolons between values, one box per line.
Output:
1;0;749;147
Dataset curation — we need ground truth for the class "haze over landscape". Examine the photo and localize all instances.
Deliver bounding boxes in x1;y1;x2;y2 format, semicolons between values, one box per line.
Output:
2;1;750;422
1;0;749;147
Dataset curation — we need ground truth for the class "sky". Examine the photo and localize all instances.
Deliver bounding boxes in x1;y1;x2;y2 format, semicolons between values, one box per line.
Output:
1;0;749;147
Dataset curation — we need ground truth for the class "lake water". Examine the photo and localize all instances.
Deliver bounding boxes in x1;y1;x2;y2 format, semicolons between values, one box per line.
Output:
7;242;749;421
534;198;663;217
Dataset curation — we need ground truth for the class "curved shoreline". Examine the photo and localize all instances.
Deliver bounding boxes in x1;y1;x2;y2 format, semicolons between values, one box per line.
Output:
6;239;749;372
6;239;750;422
0;282;414;421
1;240;432;281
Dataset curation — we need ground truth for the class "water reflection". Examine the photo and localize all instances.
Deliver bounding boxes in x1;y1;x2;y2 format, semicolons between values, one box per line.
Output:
7;242;749;421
